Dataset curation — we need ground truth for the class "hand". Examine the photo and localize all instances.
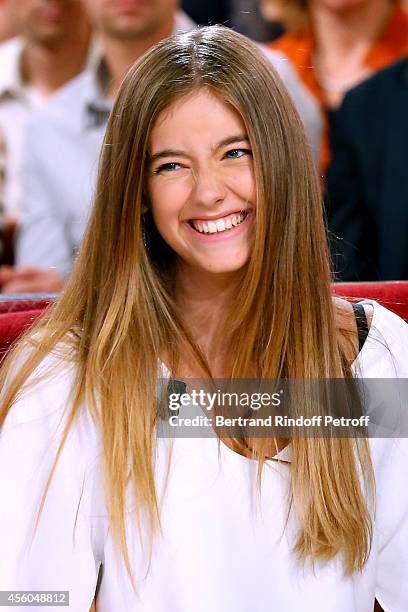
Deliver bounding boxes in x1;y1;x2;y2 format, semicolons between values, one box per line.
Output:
0;265;65;293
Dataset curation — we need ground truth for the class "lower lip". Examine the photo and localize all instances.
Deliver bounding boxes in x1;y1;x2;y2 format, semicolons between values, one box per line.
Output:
39;5;65;23
112;0;147;12
184;212;253;243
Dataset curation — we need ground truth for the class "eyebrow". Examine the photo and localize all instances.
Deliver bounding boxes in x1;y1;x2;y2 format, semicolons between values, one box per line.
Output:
149;134;250;164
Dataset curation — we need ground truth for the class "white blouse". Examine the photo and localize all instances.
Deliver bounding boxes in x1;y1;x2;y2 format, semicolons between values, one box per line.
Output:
1;300;407;612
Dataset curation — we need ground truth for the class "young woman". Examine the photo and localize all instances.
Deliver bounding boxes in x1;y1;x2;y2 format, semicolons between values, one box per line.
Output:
1;26;407;612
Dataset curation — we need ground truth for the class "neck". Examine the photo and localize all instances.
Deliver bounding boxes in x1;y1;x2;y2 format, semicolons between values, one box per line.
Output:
311;0;392;61
21;25;91;97
175;264;241;357
102;16;175;98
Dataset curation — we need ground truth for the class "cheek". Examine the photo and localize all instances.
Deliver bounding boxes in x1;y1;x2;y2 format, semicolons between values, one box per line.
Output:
147;180;189;249
227;165;257;203
148;177;190;222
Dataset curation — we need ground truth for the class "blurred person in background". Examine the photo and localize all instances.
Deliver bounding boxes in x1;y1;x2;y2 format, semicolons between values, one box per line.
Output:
0;0;92;226
0;0;195;293
181;0;230;25
0;0;323;294
326;56;408;281
264;0;408;175
231;0;284;42
183;0;284;43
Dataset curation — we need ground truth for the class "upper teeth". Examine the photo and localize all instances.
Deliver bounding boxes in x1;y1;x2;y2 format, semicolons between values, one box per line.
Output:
191;212;247;234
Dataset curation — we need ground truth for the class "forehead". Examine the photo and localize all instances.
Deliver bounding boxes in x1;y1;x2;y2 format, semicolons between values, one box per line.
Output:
149;89;248;148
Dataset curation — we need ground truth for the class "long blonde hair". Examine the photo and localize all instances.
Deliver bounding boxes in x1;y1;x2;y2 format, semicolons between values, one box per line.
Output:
0;26;374;581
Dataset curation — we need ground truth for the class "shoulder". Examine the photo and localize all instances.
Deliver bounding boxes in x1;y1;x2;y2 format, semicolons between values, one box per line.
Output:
267;32;311;64
341;58;408;114
334;296;373;326
0;341;102;524
25;69;97;144
0;36;23;63
0;338;101;470
257;42;322;157
258;42;319;109
258;43;302;82
174;10;196;32
352;300;408;377
332;61;408;146
0;38;23;97
0;343;106;593
333;298;408;375
334;297;373;362
23;70;104;186
1;341;97;443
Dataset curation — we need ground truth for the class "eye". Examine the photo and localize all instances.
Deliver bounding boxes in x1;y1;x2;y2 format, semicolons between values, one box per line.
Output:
153;162;183;174
224;148;252;160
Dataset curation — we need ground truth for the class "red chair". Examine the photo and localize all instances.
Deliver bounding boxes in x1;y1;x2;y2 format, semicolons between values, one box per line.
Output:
333;281;408;322
0;282;407;359
0;296;55;359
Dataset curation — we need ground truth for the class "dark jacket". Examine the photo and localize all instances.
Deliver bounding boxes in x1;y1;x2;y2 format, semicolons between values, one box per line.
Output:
326;57;408;281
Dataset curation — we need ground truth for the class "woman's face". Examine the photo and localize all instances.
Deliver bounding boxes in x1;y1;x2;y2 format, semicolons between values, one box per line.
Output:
147;89;256;277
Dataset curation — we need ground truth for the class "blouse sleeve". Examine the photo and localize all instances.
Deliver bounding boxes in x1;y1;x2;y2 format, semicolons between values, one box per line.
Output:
374;438;408;611
358;303;408;610
0;355;107;611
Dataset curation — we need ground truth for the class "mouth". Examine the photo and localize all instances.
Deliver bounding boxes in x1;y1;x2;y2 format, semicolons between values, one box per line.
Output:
39;4;65;23
111;0;147;12
188;210;251;235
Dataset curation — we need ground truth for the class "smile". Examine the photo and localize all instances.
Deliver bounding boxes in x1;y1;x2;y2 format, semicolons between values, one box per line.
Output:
189;211;251;234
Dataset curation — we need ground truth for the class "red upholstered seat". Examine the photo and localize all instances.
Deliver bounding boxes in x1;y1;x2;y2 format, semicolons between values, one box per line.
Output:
333;281;408;322
0;297;54;359
0;298;52;314
0;283;407;360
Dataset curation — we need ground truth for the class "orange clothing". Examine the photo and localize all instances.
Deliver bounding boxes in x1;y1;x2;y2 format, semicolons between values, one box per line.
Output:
269;4;408;175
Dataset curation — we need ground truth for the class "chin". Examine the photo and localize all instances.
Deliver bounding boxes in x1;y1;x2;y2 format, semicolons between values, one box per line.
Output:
198;261;249;275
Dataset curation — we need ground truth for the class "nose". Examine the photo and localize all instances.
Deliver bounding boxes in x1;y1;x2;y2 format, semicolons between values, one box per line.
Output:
192;165;228;208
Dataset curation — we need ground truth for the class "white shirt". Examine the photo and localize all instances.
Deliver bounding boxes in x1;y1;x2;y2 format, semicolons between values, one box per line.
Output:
0;37;97;217
15;24;322;277
0;300;407;611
